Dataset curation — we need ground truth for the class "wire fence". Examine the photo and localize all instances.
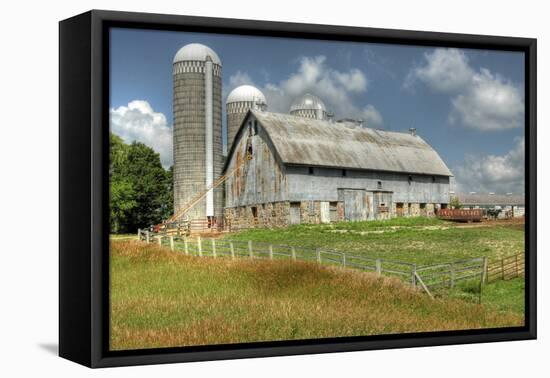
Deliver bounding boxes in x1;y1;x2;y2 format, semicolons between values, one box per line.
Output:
137;229;498;299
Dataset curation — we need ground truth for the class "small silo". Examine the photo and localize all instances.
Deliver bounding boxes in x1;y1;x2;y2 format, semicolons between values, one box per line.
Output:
226;85;267;151
172;43;224;223
289;93;328;120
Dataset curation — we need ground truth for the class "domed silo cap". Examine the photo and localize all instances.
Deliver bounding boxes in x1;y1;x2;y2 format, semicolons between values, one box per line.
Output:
290;93;327;112
173;43;222;65
226;85;267;105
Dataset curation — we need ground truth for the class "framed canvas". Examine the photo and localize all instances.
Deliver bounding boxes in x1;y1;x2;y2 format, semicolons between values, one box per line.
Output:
59;10;536;368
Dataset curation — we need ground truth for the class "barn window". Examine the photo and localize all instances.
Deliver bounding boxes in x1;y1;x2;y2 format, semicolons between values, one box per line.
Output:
408;175;413;185
308;167;314;175
432;176;436;183
420;203;426;209
342;169;347;177
377;181;382;189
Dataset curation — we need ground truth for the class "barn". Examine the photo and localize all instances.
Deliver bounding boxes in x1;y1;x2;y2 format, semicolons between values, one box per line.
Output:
223;109;453;229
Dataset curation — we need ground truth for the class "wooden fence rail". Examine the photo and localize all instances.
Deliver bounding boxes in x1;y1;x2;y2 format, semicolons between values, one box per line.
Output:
486;252;525;283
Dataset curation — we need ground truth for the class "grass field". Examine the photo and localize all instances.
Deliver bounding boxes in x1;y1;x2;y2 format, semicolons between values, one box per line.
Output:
223;217;525;315
224;217;525;265
110;240;524;351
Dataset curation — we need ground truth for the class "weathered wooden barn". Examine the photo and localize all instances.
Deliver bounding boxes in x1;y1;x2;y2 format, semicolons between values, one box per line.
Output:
223;110;453;229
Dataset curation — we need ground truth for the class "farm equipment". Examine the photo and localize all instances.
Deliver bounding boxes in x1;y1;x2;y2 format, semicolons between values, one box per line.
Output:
437;208;483;222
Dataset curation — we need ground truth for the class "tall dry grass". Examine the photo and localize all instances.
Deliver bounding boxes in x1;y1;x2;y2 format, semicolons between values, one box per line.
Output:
110;241;523;351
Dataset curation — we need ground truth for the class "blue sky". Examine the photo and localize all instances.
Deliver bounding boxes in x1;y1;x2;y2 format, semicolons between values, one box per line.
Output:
109;27;525;194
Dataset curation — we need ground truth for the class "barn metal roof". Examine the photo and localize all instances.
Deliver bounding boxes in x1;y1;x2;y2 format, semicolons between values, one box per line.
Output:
456;193;524;206
242;110;453;176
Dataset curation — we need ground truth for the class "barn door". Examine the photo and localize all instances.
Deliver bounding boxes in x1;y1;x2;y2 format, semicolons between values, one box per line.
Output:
320;202;330;223
343;190;367;221
290;202;301;224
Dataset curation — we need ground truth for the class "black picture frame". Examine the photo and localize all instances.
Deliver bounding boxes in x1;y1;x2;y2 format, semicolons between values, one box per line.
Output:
59;9;537;368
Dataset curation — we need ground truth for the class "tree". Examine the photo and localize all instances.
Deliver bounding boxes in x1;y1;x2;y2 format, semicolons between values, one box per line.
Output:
109;133;172;233
450;196;462;209
110;134;137;233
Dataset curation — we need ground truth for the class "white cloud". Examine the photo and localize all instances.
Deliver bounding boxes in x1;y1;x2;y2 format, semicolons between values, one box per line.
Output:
406;48;473;92
110;100;172;168
406;48;524;131
450;69;524;131
228;71;254;87
245;55;382;127
361;105;383;126
453;137;524;194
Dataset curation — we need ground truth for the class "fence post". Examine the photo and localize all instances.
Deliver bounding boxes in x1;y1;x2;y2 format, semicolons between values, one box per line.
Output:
501;258;505;280
269;245;273;260
376;259;382;276
342;253;346;268
515;254;519;278
316;248;321;264
212;239;217;258
184;237;189;255
291;247;296;261
137;229;141;240
145;231;150;243
411;264;417;287
198;236;202;257
157;236;162;246
169;236;174;251
481;256;488;284
450;263;455;289
248;240;253;259
230;242;235;260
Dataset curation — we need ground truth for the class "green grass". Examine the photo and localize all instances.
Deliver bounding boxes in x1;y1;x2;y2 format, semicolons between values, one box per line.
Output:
110;241;523;350
480;278;525;314
224;217;524;266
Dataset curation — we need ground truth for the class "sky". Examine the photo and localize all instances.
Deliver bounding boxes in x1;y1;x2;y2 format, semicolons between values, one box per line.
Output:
109;27;525;195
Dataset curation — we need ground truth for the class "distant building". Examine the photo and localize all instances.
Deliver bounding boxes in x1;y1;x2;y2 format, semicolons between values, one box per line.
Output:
223;110;453;229
456;193;525;218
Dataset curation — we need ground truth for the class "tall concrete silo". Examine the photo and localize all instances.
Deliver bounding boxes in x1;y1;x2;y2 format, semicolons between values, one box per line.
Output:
173;43;223;223
290;93;328;120
226;85;267;151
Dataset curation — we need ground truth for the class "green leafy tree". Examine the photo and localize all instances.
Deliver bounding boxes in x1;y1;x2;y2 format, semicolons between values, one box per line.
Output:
450;196;462;209
109;133;172;233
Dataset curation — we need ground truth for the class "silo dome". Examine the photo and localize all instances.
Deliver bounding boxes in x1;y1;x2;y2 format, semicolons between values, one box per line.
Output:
290;93;328;120
226;85;268;152
173;43;222;65
226;85;267;105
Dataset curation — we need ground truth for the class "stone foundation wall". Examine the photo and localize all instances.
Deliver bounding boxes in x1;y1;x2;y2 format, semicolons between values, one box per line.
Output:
393;202;438;217
225;200;439;230
225;200;346;230
224;201;290;230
